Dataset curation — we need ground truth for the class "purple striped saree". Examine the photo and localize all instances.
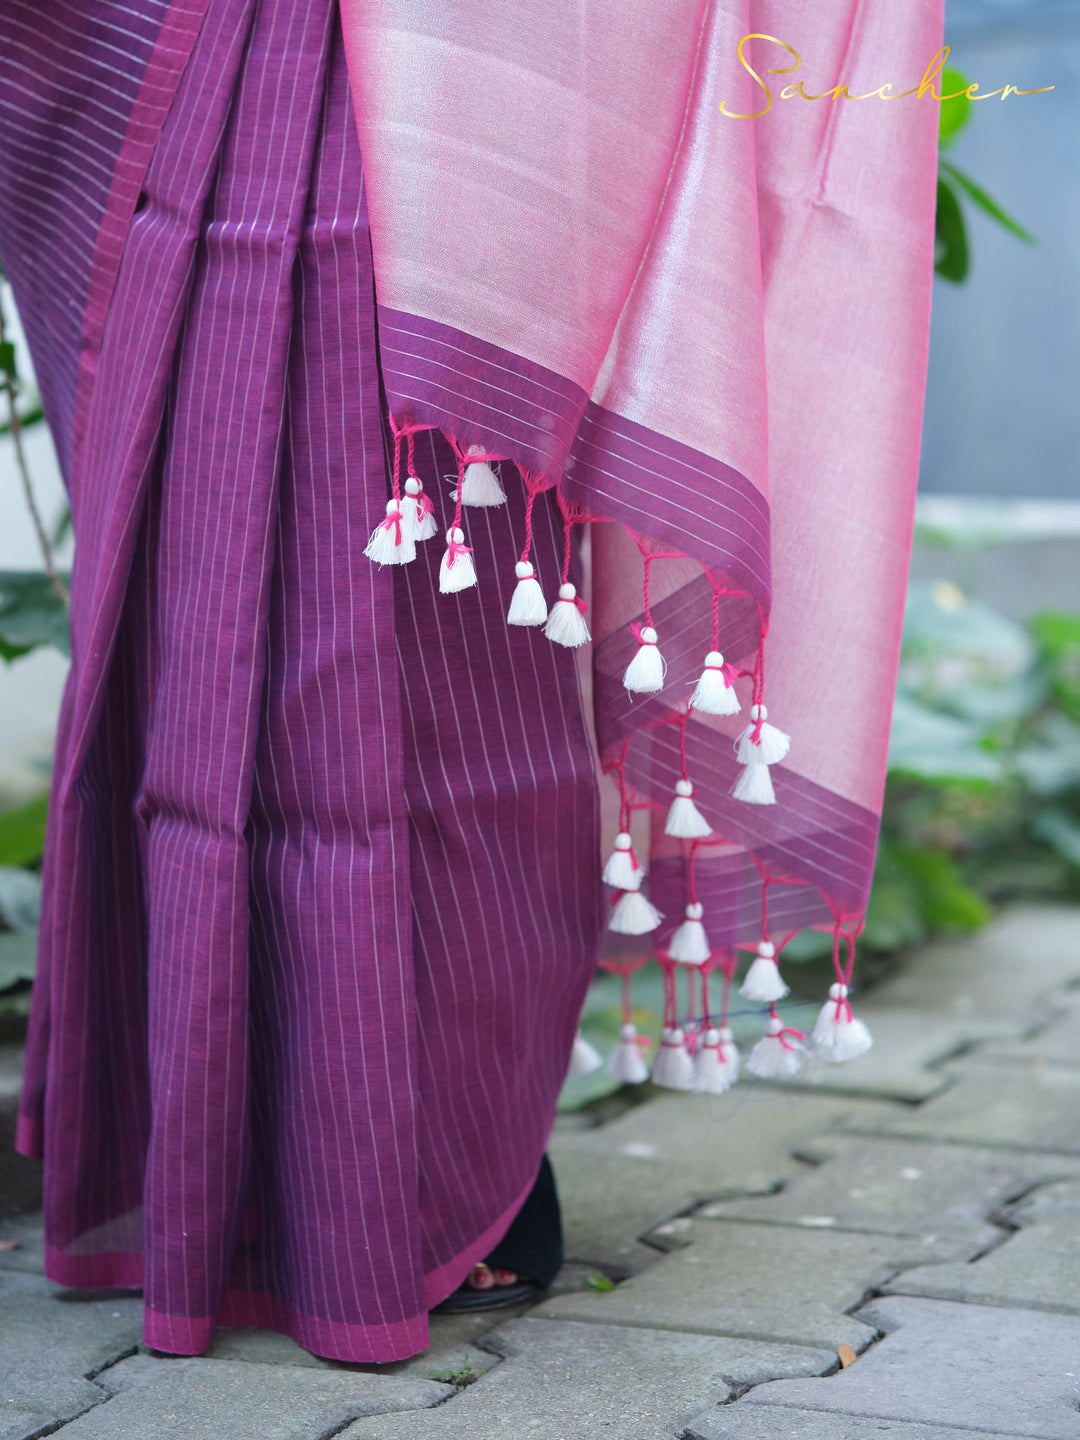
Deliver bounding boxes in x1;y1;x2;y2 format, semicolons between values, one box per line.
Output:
1;0;941;1361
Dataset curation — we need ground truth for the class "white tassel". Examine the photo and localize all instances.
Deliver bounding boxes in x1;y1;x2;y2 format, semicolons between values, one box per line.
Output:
667;902;711;964
732;761;776;805
689;651;741;716
609;888;663;935
364;499;416;566
736;704;791;766
458;445;507;506
812;983;874;1063
607;1022;649;1083
439;527;477;593
695;1026;739;1094
650;1027;697;1090
602;832;644;890
665;779;712;839
717;1025;740;1085
739;941;789;1003
507;560;548;626
401;476;437;541
568;1031;604;1076
622;626;666;693
543;583;591;648
747;1014;805;1078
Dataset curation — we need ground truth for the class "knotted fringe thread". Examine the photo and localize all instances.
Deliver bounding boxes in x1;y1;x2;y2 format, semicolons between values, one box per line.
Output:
739;940;789;1003
747;1010;806;1078
695;1024;739;1094
607;1022;650;1083
370;419;880;1090
812;983;873;1062
651;1026;695;1089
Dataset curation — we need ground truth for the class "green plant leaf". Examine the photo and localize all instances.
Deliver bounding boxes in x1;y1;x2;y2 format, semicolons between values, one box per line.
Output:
863;845;927;953
938;66;972;148
0;793;49;868
0;340;15;379
888;695;1002;784
935;177;969;283
1031;610;1080;724
893;845;992;931
586;1270;617;1292
0;402;43;436
52;504;72;548
940;160;1037;244
0;570;70;659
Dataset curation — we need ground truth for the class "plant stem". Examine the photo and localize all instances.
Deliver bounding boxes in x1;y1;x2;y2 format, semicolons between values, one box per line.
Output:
0;288;69;607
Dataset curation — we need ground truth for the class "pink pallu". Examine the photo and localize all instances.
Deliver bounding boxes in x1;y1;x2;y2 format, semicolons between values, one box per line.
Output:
339;3;943;937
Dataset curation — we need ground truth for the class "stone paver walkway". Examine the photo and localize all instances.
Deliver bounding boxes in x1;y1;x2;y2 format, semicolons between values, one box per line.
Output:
3;902;1080;1439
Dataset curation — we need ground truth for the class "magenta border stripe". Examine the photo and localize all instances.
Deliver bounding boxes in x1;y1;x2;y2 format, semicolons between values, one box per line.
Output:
375;306;771;608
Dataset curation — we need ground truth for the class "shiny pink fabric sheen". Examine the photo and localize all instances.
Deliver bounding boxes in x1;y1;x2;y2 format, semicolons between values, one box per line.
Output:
340;1;943;822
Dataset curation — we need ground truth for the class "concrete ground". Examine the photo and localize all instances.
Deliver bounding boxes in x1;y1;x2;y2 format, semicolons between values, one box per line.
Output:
3;902;1080;1440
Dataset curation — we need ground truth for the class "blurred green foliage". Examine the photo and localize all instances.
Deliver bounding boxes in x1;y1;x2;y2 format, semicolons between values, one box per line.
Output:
935;65;1036;283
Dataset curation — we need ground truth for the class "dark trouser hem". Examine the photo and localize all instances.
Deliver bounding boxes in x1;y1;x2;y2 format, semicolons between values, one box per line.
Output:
483;1153;563;1287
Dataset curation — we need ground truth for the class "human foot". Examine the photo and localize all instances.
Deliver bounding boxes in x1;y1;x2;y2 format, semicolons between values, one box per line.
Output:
464;1262;519;1289
430;1261;540;1313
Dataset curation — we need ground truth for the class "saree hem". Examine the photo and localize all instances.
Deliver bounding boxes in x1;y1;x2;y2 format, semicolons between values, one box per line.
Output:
37;1144;540;1363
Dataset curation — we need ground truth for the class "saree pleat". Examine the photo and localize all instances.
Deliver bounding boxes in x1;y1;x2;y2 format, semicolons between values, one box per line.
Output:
12;0;601;1361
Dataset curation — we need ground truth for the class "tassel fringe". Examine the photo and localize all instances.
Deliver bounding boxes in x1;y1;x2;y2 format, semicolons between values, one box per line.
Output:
568;1031;604;1076
695;1026;739;1093
650;1027;696;1090
602;832;643;890
665;779;712;838
746;1015;805;1078
623;626;666;693
364;500;416;566
458;446;507;505
607;1023;650;1083
689;651;741;715
667;902;711;964
811;983;874;1063
544;583;591;647
507;561;548;625
739;942;789;1003
609;888;663;935
439;527;477;592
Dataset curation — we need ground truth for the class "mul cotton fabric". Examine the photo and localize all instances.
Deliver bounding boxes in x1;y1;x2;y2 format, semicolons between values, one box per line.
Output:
0;0;941;1360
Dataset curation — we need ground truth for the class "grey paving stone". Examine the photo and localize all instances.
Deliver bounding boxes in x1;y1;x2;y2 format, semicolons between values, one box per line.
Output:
0;1268;143;1440
697;1135;1080;1247
981;994;1080;1067
0;1210;43;1273
742;1295;1080;1440
533;1219;922;1351
551;1088;894;1275
866;903;1080;1026
687;1406;1022;1440
841;1056;1080;1154
885;1179;1080;1312
54;1353;451;1438
341;1318;831;1440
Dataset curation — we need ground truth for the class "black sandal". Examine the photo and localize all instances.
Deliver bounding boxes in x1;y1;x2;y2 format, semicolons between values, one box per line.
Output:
431;1261;541;1314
